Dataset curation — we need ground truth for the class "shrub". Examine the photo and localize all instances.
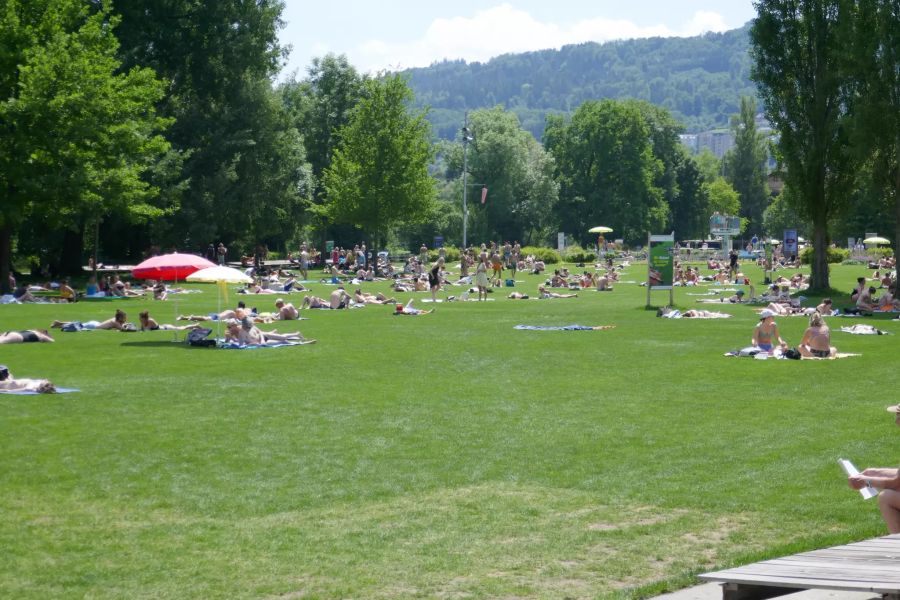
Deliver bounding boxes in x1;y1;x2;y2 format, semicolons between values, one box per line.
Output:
799;246;849;264
867;247;894;259
521;246;561;264
562;244;596;264
428;246;461;263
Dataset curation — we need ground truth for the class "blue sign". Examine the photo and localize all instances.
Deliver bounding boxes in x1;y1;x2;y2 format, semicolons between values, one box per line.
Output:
433;236;444;248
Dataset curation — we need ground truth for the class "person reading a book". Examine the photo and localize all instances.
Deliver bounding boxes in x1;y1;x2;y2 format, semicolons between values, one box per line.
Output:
848;405;900;533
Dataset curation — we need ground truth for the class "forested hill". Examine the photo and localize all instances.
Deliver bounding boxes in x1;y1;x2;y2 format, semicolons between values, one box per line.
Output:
402;23;756;140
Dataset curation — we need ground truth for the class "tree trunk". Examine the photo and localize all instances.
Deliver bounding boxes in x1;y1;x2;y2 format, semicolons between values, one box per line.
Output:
0;223;11;294
58;222;86;275
811;219;830;292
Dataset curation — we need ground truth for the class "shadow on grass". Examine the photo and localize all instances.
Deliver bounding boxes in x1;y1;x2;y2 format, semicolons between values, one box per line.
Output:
118;340;200;349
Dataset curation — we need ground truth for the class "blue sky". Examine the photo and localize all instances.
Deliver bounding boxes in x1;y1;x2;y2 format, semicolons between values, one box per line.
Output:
278;1;757;78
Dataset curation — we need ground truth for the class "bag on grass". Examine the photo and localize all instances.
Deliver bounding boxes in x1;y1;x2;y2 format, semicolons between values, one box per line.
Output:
186;327;215;347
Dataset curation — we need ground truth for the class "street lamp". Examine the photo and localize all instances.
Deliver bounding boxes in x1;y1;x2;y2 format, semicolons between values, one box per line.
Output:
461;114;474;249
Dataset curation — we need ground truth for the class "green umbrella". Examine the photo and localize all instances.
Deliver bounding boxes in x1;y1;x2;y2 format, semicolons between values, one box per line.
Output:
589;226;613;234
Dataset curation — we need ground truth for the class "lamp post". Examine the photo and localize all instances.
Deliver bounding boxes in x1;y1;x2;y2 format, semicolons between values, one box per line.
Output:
461;114;474;250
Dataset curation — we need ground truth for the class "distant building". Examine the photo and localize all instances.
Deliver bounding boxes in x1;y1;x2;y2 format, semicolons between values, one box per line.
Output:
696;129;735;158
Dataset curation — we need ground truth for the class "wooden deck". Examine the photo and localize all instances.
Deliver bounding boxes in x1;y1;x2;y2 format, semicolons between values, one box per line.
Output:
700;535;900;600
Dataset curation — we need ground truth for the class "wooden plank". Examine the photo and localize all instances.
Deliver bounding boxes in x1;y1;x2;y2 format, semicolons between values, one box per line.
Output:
700;572;900;593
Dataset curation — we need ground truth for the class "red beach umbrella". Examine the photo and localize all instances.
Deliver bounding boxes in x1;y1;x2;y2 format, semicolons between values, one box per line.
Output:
131;253;215;281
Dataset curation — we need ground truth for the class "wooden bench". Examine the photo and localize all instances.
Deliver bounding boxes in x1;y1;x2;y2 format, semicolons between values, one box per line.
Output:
700;535;900;600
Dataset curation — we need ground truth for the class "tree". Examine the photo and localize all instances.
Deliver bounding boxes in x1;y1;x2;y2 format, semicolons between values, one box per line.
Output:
0;0;170;290
705;179;741;217
723;96;770;235
282;54;366;199
750;0;858;290
850;0;900;249
545;100;666;245
438;107;558;245
669;149;710;240
113;1;307;254
322;74;435;250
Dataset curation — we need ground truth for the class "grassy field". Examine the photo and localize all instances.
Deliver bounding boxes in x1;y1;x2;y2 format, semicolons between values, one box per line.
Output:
2;261;899;599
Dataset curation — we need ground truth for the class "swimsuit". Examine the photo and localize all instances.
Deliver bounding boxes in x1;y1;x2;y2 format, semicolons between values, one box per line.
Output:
19;330;40;343
810;348;830;358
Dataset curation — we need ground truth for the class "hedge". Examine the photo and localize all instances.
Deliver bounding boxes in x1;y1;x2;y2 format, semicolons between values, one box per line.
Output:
799;246;849;264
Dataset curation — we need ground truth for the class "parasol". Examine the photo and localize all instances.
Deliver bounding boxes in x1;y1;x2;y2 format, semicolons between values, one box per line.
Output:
132;253;215;281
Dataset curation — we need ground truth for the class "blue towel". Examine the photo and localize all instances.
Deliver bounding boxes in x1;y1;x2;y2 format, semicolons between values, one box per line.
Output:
514;324;598;331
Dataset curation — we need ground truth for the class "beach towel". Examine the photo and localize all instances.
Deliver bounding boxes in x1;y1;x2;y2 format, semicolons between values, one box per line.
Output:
0;387;79;395
219;340;314;349
839;325;891;335
514;324;615;331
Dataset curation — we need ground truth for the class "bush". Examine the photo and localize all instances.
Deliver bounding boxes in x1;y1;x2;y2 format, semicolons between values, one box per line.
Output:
428;246;461;263
867;247;894;259
521;246;561;264
562;244;596;264
799;246;849;264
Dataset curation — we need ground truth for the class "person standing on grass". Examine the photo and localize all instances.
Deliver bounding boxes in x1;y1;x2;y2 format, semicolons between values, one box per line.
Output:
429;257;444;302
475;256;490;301
217;242;227;265
849;404;900;533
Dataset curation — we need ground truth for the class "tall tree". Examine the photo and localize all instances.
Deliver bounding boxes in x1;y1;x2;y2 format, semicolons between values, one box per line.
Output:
723;96;770;235
668;149;710;240
0;0;170;289
112;1;307;254
851;0;900;248
439;107;558;245
545;100;666;245
281;54;366;199
322;74;435;250
750;0;857;290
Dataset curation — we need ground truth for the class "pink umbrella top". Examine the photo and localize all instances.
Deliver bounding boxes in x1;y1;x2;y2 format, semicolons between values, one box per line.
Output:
131;253;216;281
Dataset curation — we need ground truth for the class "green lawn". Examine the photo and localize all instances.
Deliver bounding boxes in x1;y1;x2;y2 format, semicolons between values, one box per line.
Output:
2;262;898;599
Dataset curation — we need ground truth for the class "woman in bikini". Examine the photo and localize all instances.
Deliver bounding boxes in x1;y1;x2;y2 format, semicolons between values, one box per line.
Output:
139;311;200;331
752;309;787;354
0;330;55;343
798;311;837;358
51;309;128;331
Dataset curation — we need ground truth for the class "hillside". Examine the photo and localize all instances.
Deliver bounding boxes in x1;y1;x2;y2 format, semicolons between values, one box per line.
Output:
402;23;757;140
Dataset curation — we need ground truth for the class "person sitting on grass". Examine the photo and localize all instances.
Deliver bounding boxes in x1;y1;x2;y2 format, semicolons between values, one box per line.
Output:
138;311;200;332
798;311;837;358
596;273;613;291
152;281;168;301
877;285;900;311
848;404;900;533
537;285;577;299
816;298;835;315
857;286;878;313
58;279;77;303
752;309;788;354
0;365;55;393
51;309;128;331
0;329;55;343
274;298;300;320
330;287;351;309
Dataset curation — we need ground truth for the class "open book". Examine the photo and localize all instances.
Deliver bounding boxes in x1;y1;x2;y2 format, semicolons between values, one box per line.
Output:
839;458;878;500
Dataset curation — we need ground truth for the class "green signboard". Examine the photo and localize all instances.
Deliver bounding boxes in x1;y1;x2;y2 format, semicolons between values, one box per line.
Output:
648;236;675;290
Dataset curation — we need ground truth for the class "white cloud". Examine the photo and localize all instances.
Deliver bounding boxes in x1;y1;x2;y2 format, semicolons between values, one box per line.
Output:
349;3;733;73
